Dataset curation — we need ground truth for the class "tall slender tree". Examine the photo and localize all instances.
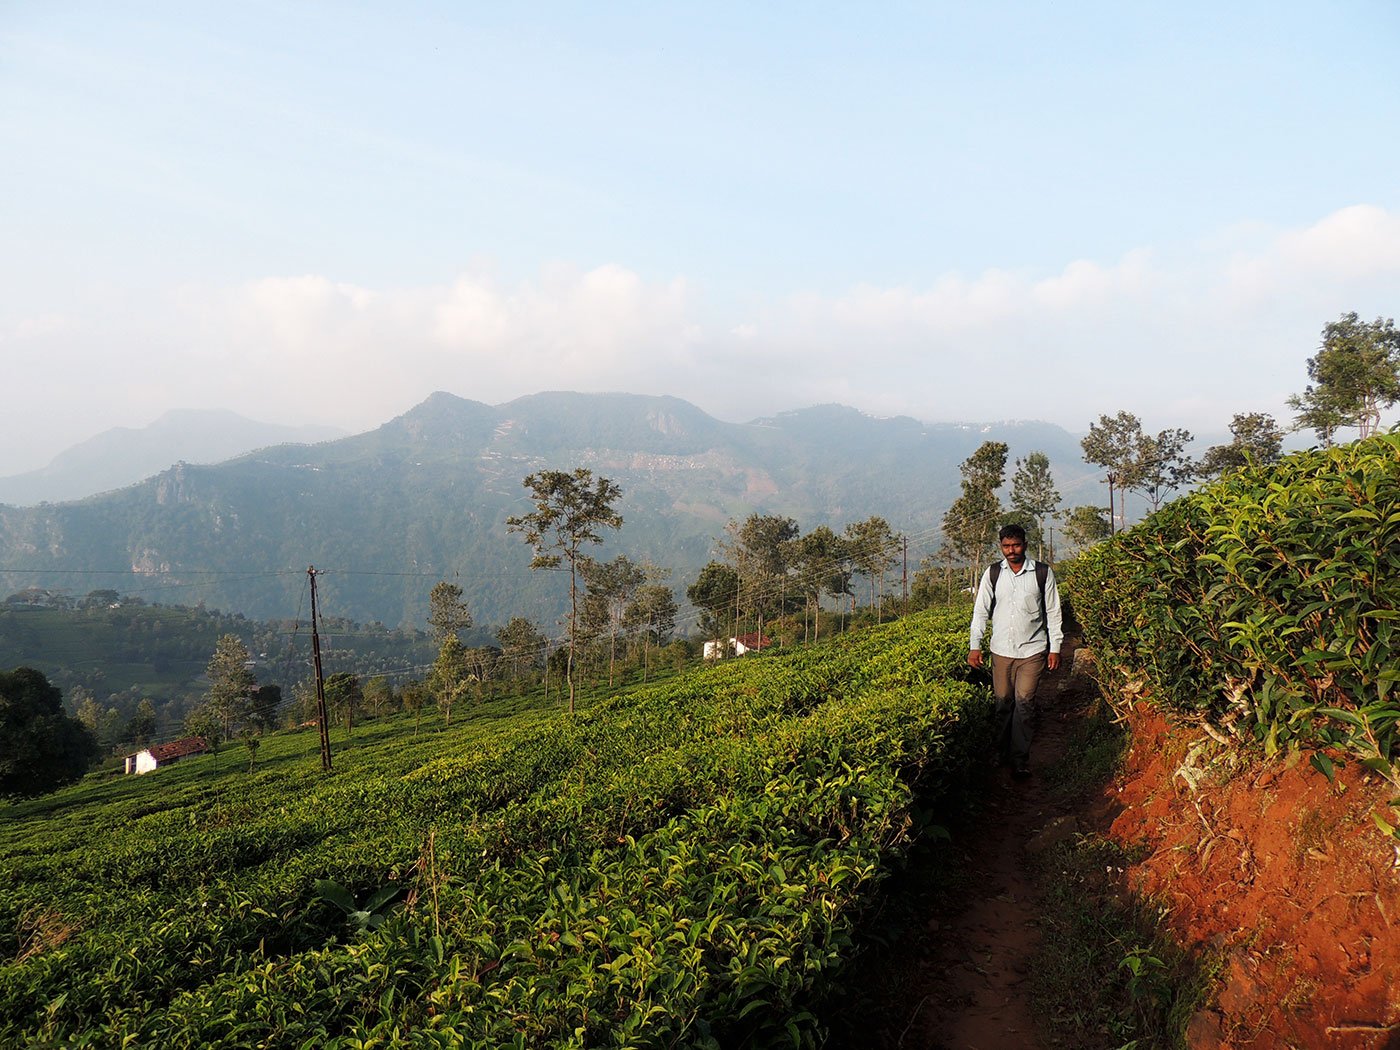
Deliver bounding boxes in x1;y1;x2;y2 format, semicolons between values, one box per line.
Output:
789;525;845;641
844;516;899;620
497;616;547;680
427;581;472;643
942;441;1008;583
624;583;678;680
1009;451;1061;559
721;514;799;641
1081;412;1143;532
203;634;257;740
506;468;623;713
579;555;646;685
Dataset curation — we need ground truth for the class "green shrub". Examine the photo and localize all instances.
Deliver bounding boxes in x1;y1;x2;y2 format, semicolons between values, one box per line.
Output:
1065;433;1400;775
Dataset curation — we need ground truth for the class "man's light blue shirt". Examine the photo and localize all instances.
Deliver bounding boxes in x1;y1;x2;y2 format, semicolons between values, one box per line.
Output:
968;556;1064;659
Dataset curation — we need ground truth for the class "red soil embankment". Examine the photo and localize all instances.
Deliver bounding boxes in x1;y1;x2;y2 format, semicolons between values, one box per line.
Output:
1107;704;1400;1048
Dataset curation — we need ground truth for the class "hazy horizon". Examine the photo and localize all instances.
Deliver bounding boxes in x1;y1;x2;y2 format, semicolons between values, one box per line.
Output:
4;3;1396;475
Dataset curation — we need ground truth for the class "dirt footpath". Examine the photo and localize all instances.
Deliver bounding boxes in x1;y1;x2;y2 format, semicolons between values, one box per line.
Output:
828;640;1087;1050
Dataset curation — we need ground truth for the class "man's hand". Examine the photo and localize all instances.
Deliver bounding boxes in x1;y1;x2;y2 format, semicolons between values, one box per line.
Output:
1047;652;1060;671
967;650;983;669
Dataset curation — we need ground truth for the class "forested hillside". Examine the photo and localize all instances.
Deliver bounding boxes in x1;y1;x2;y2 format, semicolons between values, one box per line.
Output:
0;392;1090;629
0;594;453;747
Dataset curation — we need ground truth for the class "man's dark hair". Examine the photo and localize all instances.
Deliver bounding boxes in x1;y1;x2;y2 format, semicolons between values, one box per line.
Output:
998;524;1027;542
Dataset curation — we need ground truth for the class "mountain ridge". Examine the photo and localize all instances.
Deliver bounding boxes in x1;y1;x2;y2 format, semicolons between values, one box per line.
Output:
0;392;1095;629
0;410;347;506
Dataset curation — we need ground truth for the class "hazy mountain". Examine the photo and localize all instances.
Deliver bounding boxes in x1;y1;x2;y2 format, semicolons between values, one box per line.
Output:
0;410;347;506
0;392;1094;629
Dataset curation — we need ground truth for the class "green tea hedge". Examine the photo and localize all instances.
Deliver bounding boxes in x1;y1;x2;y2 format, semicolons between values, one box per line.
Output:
0;608;986;1048
1065;433;1400;774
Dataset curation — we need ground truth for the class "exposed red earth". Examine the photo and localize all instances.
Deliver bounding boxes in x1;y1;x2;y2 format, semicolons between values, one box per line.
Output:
830;644;1400;1049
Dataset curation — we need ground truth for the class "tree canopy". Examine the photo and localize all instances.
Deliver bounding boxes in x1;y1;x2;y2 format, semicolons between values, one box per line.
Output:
1197;412;1284;478
1081;412;1142;533
506;468;624;712
1009;452;1061;558
0;667;98;798
201;634;257;741
1288;312;1400;444
1132;427;1195;513
941;441;1007;579
427;581;472;643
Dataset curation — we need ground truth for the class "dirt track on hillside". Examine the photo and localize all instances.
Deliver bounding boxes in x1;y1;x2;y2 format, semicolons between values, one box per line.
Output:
826;638;1085;1050
827;633;1400;1049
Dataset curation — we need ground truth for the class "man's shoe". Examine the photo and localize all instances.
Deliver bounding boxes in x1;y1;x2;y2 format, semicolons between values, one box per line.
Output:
1012;762;1031;780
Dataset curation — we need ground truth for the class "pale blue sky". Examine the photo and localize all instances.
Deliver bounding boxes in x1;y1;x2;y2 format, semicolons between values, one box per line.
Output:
2;1;1397;475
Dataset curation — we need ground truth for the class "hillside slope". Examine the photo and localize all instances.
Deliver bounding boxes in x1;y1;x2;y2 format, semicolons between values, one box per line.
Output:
0;392;1091;627
0;607;988;1048
0;410;345;506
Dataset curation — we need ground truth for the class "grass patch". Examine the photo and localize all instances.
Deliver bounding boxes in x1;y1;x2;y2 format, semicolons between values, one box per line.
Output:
1032;685;1218;1048
1032;834;1217;1049
1044;690;1129;797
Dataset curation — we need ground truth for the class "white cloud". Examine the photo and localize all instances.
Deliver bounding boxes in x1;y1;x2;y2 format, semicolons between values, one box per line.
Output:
3;204;1397;476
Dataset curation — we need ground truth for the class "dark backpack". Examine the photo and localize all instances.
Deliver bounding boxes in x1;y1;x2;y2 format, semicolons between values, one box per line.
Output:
987;561;1049;624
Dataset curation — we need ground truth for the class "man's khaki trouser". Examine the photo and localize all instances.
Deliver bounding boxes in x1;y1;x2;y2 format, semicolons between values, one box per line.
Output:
991;651;1047;766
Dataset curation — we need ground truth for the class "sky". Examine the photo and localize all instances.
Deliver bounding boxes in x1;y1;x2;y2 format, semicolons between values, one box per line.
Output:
2;1;1398;477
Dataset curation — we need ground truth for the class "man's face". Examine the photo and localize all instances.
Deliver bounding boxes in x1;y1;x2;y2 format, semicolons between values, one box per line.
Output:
1000;537;1026;566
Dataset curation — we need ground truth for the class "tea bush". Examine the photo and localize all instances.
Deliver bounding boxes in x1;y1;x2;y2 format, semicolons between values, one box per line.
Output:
0;607;985;1047
1065;433;1400;773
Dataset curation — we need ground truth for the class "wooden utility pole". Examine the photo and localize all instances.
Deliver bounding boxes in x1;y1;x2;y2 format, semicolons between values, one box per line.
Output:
902;535;908;602
308;566;333;772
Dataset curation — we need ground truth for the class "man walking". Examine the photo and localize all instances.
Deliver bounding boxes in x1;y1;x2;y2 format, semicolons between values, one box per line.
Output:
968;524;1063;779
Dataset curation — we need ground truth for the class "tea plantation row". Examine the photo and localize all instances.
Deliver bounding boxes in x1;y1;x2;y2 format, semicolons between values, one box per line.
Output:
1065;432;1400;782
0;606;986;1047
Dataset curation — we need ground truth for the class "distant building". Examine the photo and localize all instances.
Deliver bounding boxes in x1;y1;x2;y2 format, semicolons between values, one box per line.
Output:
702;633;773;660
124;736;208;775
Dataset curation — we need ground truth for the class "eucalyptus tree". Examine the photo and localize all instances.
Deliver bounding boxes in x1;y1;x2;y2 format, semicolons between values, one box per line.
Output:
1081;412;1143;533
1288;313;1400;444
722;513;800;639
789;525;846;641
687;561;740;646
1197;412;1284;478
942;441;1008;583
506;468;624;712
579;555;646;685
843;516;899;620
624;583;679;680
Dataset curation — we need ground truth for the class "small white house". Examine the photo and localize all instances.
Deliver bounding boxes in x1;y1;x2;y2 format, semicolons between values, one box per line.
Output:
702;632;773;660
124;736;208;775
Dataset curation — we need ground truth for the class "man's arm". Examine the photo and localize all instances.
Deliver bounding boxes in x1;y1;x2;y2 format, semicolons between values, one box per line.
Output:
967;567;993;667
1044;567;1064;671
